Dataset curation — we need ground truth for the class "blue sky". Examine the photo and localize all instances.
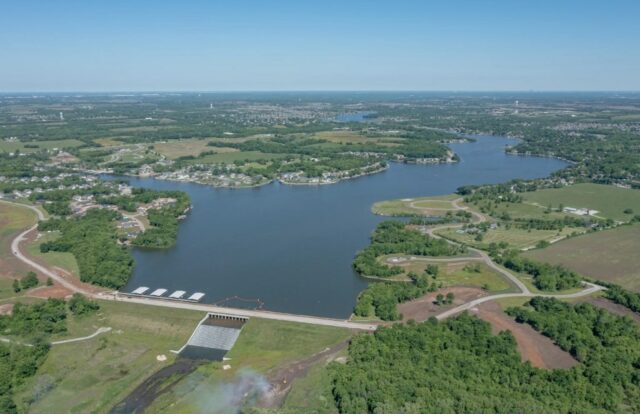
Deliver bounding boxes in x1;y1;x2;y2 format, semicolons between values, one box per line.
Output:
1;0;638;91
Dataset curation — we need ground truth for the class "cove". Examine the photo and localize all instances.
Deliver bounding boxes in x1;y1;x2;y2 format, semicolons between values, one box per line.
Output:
115;136;567;318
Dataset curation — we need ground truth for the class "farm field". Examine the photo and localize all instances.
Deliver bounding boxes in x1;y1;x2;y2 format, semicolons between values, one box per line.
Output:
14;301;204;414
0;138;85;153
436;225;582;250
523;224;640;291
522;183;640;221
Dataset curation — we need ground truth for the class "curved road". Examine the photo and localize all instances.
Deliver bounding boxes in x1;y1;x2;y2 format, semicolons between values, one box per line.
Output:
4;200;376;331
4;198;603;330
405;197;604;318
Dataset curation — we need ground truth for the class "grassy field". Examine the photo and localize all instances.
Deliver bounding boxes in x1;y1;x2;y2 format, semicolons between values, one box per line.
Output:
15;301;204;414
314;130;402;146
0;201;38;286
522;183;640;221
146;318;351;413
26;231;80;277
0;139;85;153
382;256;514;293
184;150;288;164
437;226;582;250
468;199;569;221
372;194;459;216
153;138;237;160
280;349;344;413
523;224;640;291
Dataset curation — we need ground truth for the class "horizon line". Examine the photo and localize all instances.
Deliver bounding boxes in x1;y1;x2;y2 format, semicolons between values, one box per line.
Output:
1;89;640;95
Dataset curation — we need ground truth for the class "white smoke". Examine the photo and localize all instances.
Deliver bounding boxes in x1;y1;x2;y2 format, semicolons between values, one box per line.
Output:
195;369;272;414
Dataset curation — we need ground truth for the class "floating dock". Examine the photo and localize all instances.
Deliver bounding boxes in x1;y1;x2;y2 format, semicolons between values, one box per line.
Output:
131;286;149;295
124;287;206;303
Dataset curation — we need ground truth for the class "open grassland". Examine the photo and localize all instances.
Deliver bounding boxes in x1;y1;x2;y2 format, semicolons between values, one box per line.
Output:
15;301;204;414
372;194;459;216
154;138;236;160
0;202;37;284
314;130;403;146
280;347;346;413
437;226;582;250
523;224;640;291
26;231;80;277
0;139;85;153
184;150;288;164
382;256;514;293
522;183;640;221
145;318;351;413
472;200;569;221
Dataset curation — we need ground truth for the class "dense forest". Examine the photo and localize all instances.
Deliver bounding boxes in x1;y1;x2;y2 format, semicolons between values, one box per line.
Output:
331;298;640;413
39;209;134;289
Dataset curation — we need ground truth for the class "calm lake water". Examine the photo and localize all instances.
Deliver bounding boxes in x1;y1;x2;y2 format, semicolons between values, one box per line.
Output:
117;136;567;318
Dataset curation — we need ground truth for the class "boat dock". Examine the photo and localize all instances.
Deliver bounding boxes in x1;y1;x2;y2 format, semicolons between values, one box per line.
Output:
122;286;206;303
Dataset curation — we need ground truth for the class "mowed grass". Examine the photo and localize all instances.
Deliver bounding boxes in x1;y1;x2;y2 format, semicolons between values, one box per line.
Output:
372;194;459;216
437;226;583;250
384;256;514;293
0;139;85;153
522;183;640;221
26;231;80;276
523;224;640;291
15;301;204;414
145;318;351;413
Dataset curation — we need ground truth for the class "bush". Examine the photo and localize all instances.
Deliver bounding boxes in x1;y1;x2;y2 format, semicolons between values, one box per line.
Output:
68;294;100;316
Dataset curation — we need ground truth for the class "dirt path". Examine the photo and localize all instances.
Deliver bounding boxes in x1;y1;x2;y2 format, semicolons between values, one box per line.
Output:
472;301;577;369
260;339;350;408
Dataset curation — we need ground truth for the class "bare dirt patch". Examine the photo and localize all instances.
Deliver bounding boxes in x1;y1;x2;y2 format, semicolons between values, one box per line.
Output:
472;301;577;369
28;284;72;299
0;303;14;315
260;339;350;409
398;287;487;322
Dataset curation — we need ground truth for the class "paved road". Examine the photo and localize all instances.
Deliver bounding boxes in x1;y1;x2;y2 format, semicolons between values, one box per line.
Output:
51;327;112;345
412;197;605;318
104;293;377;331
435;282;604;320
4;200;377;331
5;198;602;331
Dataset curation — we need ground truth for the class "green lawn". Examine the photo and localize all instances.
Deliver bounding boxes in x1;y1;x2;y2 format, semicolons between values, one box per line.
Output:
0;139;85;153
15;301;204;414
380;256;514;293
26;231;80;277
0;201;38;285
522;183;640;221
524;224;640;291
372;194;459;216
437;226;583;250
145;318;351;413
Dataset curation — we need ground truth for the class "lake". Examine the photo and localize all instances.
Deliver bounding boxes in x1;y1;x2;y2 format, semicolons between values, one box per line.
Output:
117;135;567;318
